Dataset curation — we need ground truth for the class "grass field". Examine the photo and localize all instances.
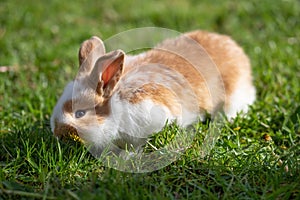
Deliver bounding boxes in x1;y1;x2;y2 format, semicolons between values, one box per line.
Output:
1;0;300;199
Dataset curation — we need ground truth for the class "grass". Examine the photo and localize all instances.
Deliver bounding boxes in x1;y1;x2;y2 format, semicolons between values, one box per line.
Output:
0;0;300;199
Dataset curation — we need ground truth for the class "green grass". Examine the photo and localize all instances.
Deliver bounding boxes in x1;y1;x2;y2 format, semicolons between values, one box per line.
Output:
1;0;300;199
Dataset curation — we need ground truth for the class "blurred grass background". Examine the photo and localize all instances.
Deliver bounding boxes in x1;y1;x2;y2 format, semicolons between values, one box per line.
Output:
0;0;299;199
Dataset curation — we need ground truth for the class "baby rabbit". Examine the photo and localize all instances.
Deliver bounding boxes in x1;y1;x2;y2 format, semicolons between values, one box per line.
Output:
50;30;255;154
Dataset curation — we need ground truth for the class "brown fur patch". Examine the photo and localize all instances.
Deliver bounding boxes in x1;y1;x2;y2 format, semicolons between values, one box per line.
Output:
186;31;252;112
186;30;251;95
119;83;181;115
62;94;109;125
121;30;252;114
122;49;212;113
63;100;73;113
95;99;110;123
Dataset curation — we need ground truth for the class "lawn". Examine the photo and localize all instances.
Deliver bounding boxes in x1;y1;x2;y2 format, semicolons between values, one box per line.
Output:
0;0;300;199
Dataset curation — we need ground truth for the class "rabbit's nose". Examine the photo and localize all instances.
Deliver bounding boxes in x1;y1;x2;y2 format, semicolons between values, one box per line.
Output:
54;123;81;142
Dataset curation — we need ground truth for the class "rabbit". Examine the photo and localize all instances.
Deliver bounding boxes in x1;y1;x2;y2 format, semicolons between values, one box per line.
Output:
50;30;256;154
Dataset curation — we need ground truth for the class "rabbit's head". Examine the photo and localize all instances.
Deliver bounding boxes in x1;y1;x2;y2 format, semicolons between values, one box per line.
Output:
50;36;125;150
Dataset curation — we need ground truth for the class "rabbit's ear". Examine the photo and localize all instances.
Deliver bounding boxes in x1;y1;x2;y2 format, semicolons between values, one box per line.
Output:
90;50;124;98
78;36;106;73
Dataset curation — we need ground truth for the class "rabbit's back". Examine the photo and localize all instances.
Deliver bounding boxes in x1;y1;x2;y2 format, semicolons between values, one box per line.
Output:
119;30;255;118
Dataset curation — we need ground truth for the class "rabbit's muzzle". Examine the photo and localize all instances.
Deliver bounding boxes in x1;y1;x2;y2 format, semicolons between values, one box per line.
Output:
54;123;82;143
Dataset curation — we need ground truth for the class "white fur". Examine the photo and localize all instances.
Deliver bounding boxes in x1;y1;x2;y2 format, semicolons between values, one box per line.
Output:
124;53;146;68
116;99;170;138
225;77;256;119
50;81;74;131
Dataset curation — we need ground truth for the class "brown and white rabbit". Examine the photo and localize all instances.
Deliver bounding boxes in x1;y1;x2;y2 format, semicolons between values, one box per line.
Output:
50;30;255;154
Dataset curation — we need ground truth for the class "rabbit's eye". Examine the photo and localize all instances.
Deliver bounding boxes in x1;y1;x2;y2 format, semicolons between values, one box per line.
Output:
75;110;86;118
